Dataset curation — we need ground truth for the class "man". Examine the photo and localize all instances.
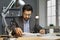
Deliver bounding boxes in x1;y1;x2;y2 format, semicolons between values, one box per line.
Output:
12;4;45;37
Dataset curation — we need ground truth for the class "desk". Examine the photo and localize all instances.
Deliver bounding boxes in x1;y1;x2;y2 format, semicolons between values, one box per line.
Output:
0;36;60;40
17;36;60;40
0;33;60;40
0;35;12;40
0;38;3;40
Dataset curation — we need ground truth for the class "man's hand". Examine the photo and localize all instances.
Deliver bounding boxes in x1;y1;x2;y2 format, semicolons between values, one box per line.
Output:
15;27;23;37
39;29;45;34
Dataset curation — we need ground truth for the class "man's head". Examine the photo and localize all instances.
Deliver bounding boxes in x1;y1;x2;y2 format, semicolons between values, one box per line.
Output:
22;4;33;21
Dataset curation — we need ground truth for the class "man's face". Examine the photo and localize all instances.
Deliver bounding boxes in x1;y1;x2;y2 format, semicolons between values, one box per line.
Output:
23;10;32;21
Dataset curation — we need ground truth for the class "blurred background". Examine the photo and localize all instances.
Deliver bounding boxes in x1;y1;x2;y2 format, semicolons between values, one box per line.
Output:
0;0;60;35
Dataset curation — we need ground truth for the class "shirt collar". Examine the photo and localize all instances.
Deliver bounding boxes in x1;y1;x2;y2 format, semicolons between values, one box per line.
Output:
23;19;29;23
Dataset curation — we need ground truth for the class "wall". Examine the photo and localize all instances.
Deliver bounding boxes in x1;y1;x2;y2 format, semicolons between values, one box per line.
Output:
0;0;38;34
0;0;12;35
39;0;47;27
57;0;60;26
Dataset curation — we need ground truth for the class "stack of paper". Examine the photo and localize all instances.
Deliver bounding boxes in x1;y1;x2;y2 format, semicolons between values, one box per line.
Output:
22;32;41;37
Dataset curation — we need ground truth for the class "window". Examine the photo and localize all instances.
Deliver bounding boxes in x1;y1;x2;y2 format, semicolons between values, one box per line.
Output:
47;0;56;26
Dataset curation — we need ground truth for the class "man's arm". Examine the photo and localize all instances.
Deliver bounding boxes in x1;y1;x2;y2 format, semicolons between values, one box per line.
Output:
34;24;42;33
11;27;23;37
34;24;45;34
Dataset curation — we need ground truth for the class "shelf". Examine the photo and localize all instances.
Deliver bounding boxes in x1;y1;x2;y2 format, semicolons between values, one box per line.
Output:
5;16;20;18
9;8;21;11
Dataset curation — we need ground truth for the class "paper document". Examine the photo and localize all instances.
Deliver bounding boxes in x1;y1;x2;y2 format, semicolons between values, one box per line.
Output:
22;32;41;37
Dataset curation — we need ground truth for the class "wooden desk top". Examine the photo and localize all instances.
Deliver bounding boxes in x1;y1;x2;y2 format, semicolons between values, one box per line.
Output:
17;36;60;40
0;33;60;40
0;36;60;40
0;38;3;40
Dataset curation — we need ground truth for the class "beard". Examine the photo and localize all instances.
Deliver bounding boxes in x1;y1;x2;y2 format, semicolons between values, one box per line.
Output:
24;18;30;21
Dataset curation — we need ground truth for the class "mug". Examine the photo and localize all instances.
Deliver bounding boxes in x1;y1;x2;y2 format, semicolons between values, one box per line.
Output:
49;29;54;33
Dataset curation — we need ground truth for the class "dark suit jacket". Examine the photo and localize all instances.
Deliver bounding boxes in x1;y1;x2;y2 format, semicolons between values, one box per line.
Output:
12;16;42;35
13;16;42;33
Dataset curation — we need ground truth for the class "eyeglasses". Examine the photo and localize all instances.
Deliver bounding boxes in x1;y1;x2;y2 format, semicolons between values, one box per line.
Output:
24;14;31;16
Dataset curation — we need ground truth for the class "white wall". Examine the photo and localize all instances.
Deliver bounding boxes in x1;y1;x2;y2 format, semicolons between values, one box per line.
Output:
57;0;60;26
58;0;60;16
39;0;47;27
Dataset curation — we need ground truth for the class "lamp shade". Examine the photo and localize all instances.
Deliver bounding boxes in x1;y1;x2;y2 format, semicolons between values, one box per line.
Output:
18;0;25;5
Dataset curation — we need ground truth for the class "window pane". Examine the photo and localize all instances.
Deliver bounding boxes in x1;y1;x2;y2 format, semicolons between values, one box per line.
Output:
52;0;56;6
51;16;56;26
47;6;56;16
47;17;52;26
47;0;51;7
47;8;52;16
47;16;56;26
47;0;56;7
47;0;56;26
52;6;56;16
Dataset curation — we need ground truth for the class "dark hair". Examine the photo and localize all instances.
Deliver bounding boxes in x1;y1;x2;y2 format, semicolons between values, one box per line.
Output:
22;4;33;12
